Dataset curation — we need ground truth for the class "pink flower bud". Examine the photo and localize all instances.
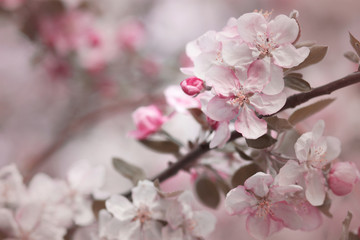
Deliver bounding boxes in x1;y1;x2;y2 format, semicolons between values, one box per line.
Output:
128;105;167;140
328;162;360;196
180;77;204;96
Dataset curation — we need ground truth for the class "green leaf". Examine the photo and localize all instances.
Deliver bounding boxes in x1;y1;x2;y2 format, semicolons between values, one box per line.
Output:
284;73;312;92
288;98;335;125
349;32;360;57
139;139;180;154
289;45;328;71
264;116;293;132
231;163;262;187
112;157;146;185
344;51;360;63
245;134;277;149
195;176;220;209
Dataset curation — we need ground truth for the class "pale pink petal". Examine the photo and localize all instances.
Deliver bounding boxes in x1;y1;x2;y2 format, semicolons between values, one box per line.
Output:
246;213;282;240
105;195;136;221
268;15;299;44
235;105;267;139
196;31;219;53
296;201;323;231
15;203;43;233
262;63;284;95
294;132;313;163
117;219;141;240
204;65;238;96
191;211;216;238
222;40;254;67
325;136;341;161
237;13;267;43
311;120;325;141
225;186;255;215
209;121;230;148
272;45;310;68
180;67;194;76
206;96;238;122
244;60;271;92
193;52;217;79
0;208;19;237
269;185;303;203
271;201;303;230
132;180;158;207
142;220;163;240
276;160;305;186
250;92;286;115
185;40;201;60
305;170;326;206
244;172;273;198
161;227;183;240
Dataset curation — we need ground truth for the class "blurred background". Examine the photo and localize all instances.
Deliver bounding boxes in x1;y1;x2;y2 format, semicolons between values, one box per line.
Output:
0;0;359;239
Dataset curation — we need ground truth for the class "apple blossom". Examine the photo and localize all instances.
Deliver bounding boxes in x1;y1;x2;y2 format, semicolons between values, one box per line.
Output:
328;162;360;196
103;180;164;240
222;11;310;69
0;164;26;208
163;191;216;240
205;60;286;139
128;105;168;139
164;85;201;113
180;77;204;96
225;172;306;239
277;120;341;206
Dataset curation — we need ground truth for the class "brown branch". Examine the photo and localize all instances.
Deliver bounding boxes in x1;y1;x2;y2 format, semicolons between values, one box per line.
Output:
122;70;360;197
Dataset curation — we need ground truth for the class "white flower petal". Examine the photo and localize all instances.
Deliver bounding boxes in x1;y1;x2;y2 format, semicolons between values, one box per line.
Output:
225;186;255;215
325;136;341;161
105;195;136;221
204;65;238;96
191;211;216;238
305;170;326;206
222;40;254;67
206;96;238;122
268;15;299;44
237;13;267;43
209;121;230;149
244;172;273;198
235;105;267;139
132;180;158;207
250;92;286;115
272;45;310;68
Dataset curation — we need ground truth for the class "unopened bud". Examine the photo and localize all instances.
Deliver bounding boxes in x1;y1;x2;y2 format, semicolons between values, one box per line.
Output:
328;162;360;196
180;77;204;96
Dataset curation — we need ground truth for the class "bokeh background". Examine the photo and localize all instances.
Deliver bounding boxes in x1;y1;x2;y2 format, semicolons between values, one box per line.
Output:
0;0;360;239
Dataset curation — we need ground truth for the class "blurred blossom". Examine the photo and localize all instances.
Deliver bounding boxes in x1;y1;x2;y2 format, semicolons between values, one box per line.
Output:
117;20;145;51
0;0;25;10
164;85;201;114
128;105;168;140
328;161;360;196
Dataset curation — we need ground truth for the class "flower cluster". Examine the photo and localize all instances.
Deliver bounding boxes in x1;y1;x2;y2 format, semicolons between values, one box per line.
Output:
0;162;105;240
225;120;359;239
99;180;216;240
181;10;310;140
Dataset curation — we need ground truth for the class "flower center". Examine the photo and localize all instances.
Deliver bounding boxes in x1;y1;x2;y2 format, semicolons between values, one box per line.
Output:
255;198;273;218
227;89;250;108
255;34;279;59
133;205;152;224
185;219;197;232
308;145;327;168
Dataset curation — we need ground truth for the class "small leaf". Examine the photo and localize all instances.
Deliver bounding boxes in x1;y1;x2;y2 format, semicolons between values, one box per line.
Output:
264;116;293;132
295;41;317;48
195;176;220;209
344;51;360;63
349;32;360;57
112;157;146;185
188;108;208;129
288;98;335;125
139;139;180;154
245;134;277;149
340;211;353;240
284;73;312;92
290;45;328;71
231;163;262;187
317;193;333;218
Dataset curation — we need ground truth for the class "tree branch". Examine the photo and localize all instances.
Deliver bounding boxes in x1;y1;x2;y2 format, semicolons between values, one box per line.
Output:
122;70;360;197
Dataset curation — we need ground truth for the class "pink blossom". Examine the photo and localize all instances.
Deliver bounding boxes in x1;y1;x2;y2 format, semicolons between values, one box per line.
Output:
204;60;286;139
117;20;145;51
180;77;204;96
102;180;164;240
328;162;360;196
0;0;25;10
128;105;168;140
225;172;305;239
277;120;341;206
164;86;201;113
163;191;216;240
222;12;309;69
